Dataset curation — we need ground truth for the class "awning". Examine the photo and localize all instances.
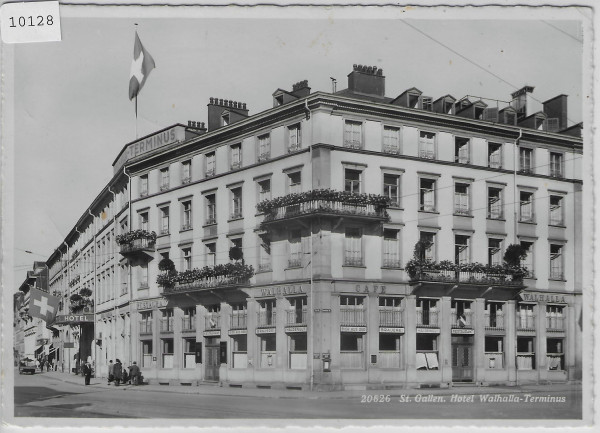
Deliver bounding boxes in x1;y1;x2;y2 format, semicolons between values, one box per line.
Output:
34;345;44;355
48;344;57;354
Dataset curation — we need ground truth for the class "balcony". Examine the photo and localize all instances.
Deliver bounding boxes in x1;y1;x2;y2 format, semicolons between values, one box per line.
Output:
379;308;403;327
257;189;390;227
205;313;221;330
117;230;157;258
230;312;247;330
139;321;153;335
546;315;565;332
451;311;473;328
516;314;536;331
406;260;525;288
182;316;196;332
416;310;439;327
160;317;174;333
286;309;307;326
159;263;254;296
340;307;365;326
484;313;505;331
257;311;276;328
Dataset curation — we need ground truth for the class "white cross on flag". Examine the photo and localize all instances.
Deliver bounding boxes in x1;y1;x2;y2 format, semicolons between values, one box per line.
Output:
128;31;156;101
29;288;60;324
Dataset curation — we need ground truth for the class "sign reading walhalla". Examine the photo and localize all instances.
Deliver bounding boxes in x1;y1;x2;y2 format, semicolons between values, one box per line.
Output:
135;297;168;311
259;285;306;297
113;125;186;174
519;292;568;304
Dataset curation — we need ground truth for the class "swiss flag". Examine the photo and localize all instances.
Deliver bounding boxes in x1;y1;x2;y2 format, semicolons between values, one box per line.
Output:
29;288;60;324
128;32;156;100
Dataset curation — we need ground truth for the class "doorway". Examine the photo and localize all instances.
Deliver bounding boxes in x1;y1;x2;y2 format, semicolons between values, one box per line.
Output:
451;335;473;382
205;337;220;381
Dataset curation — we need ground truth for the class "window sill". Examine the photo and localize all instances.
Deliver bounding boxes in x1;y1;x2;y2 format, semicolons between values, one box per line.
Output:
549;278;567;282
180;228;193;233
342;264;366;269
285;266;303;270
519;220;537;225
388;206;403;211
486;217;506;222
418;210;439;214
549;224;566;228
202;223;217;228
453;213;473;218
228;217;244;223
157;232;170;238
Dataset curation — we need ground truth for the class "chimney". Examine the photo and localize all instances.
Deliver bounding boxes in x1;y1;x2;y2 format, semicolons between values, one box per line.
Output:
510;85;535;120
347;64;385;98
543;94;568;132
291;80;311;97
207;97;249;132
186;120;207;139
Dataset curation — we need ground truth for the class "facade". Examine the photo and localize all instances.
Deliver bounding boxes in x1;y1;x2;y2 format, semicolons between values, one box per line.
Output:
37;65;582;390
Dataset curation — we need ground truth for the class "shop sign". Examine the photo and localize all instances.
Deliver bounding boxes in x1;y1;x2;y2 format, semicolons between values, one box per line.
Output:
354;284;386;294
63;342;75;348
417;328;440;334
519;292;568;304
55;314;94;324
135;297;168;311
340;326;367;333
452;329;475;335
285;326;307;333
259;284;306;297
228;329;247;336
203;330;221;337
379;327;405;334
256;327;276;334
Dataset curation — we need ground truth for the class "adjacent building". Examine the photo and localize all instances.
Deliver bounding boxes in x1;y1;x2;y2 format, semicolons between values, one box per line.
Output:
35;64;582;390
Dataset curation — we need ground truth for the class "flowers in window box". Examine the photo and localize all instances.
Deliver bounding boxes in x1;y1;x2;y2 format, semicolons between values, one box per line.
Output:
115;230;157;245
157;262;254;288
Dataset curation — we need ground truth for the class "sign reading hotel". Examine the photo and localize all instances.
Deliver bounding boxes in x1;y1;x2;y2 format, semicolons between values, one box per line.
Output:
55;314;94;324
113;126;186;174
135;297;168;311
519;292;568;304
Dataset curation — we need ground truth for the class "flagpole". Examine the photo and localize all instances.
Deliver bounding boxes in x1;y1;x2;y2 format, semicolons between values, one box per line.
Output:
134;23;138;140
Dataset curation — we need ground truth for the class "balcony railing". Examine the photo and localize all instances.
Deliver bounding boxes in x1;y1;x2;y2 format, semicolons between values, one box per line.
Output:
484;313;505;330
139;321;153;335
344;256;364;266
408;263;524;287
182;316;196;332
205;313;221;330
257;311;276;327
451;311;473;328
164;275;249;295
286;309;307;326
546;316;565;331
287;258;302;268
257;263;272;272
230;312;247;330
160;317;174;333
416;309;439;327
383;144;400;154
379;308;403;327
382;258;402;268
118;237;156;256
516;314;536;331
340;307;365;326
257;151;271;162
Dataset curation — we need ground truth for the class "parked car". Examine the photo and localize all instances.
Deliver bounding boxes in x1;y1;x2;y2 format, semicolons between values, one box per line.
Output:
18;357;38;374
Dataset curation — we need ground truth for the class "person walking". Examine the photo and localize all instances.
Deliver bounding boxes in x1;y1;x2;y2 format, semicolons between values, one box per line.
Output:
128;361;140;386
113;359;122;386
83;361;92;385
107;360;114;384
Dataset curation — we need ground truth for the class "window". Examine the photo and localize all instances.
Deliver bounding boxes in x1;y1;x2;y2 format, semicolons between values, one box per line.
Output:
488;142;502;168
344;120;362;149
181;160;191;184
205;152;216;177
259;334;276;367
451;300;472;327
288;297;307;324
182;247;192;271
161;308;174;332
288;124;301;152
546;305;564;331
408;93;420;108
547;338;564;371
454;183;470;215
416;334;439;370
230;187;243;219
520;191;534;222
288;171;302;194
549;195;564;226
485;302;504;329
205;242;216;266
549;152;564;178
340;333;363;351
205;194;216;225
161;338;174;368
421;96;433;111
159;206;170;235
230;144;242;170
139;174;149;197
488;187;503;219
139;211;149;231
339;296;365;324
344;227;363;266
383;126;400;154
232;335;248;368
289;334;307;369
257;178;271;203
419;232;435;261
520;241;534;278
230;303;247;329
183;338;196;369
142;340;153;368
454;235;470;265
418;131;435;159
419;178;436;212
181;200;192;230
288;230;302;268
160;167;170;191
257;133;271;162
454;137;470;164
550;244;563;280
139;263;149;288
258;235;271;272
182;307;196;331
517;337;535;370
383;174;400;207
382;229;401;268
344;169;361;194
519;147;533;173
488;238;503;267
484;336;504;369
221;111;230;126
258;299;276;326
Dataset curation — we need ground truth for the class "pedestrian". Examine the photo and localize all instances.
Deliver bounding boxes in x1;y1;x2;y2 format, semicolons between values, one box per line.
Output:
107;360;114;384
128;361;140;386
122;367;129;385
113;359;122;386
83;361;92;385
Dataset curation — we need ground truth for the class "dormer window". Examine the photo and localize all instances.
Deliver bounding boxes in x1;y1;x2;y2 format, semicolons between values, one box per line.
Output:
275;94;284;106
408;93;420;108
535;116;546;130
475;106;485;120
221;111;230;126
505;111;516;125
422;97;433;111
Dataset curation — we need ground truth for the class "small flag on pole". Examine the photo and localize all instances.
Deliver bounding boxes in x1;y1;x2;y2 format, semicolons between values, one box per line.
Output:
29;288;60;324
129;31;155;101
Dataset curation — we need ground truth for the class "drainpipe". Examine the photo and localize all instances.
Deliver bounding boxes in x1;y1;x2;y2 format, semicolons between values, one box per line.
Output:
88;209;98;375
305;98;314;391
63;241;69;373
74;227;84;371
123;167;133;366
513;129;522;244
108;187;118;364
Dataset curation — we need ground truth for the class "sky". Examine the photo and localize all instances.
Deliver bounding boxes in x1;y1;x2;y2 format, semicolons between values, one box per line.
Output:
9;6;586;287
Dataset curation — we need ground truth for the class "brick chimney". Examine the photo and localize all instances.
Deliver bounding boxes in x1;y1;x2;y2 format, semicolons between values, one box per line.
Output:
347;64;385;98
207;98;249;132
291;80;310;98
543;94;568;132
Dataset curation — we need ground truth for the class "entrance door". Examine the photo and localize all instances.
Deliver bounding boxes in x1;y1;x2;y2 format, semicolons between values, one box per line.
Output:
205;339;220;381
451;335;473;382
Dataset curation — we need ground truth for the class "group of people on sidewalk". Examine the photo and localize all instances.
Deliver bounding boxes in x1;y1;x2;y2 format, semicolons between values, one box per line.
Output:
81;359;142;386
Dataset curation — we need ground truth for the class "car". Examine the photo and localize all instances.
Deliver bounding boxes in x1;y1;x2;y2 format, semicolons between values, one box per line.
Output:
18;357;38;375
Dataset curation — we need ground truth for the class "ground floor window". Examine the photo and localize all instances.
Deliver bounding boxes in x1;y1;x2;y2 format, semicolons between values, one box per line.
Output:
142;340;153;368
517;337;535;370
289;333;307;369
379;333;401;368
232;335;247;369
259;334;276;368
183;338;195;369
416;333;439;370
340;333;364;369
547;338;564;371
484;336;504;369
162;338;174;369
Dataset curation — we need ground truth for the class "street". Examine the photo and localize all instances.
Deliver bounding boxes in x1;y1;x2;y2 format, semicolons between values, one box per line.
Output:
13;370;582;419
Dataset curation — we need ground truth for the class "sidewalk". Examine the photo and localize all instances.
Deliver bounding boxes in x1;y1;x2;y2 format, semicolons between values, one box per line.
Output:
39;370;581;400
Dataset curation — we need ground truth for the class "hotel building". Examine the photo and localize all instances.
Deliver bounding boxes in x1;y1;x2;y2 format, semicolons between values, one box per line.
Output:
39;65;582;390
